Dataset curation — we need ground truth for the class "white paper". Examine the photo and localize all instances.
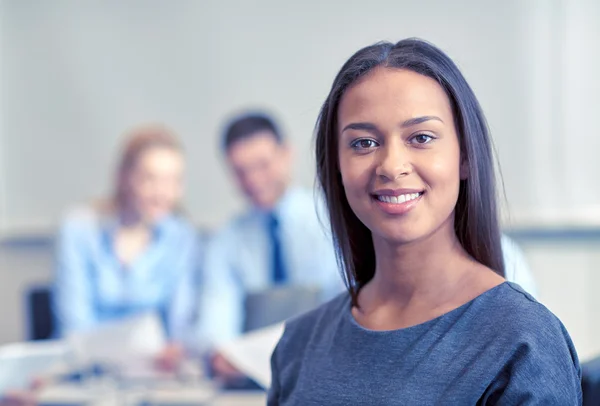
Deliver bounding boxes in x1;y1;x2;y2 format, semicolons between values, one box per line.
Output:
0;340;68;393
217;323;285;389
67;311;166;375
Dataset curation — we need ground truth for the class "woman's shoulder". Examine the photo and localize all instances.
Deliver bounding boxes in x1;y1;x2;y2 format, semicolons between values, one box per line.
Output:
476;283;582;403
152;215;201;256
486;282;569;335
59;204;102;233
477;282;579;365
54;205;108;251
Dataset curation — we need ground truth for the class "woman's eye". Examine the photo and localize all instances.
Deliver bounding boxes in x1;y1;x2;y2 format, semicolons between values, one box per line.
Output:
351;138;378;150
410;133;434;145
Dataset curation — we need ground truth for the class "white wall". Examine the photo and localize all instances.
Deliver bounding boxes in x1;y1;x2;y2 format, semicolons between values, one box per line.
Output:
518;0;600;227
0;4;6;233
524;239;600;361
561;0;600;223
3;0;593;234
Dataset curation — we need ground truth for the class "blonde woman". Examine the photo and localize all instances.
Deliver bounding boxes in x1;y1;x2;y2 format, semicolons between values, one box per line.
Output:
53;124;199;367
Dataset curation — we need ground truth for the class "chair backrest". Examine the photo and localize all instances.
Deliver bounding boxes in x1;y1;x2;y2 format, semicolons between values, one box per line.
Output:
243;285;321;333
582;356;600;405
26;285;54;340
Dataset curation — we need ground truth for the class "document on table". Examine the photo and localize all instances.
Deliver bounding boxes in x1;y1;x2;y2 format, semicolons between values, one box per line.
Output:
67;311;168;379
216;322;285;389
0;340;69;393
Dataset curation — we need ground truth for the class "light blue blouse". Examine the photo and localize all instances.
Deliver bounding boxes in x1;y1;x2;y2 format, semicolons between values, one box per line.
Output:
52;206;200;344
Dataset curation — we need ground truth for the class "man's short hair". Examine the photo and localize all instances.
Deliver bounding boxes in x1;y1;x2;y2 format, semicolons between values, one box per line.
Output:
222;112;283;151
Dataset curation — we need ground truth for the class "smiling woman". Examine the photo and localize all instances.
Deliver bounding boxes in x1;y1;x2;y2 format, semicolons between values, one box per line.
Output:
338;68;467;258
319;48;505;300
268;39;582;405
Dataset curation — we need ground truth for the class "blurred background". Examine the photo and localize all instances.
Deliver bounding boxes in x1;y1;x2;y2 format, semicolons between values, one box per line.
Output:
0;0;598;360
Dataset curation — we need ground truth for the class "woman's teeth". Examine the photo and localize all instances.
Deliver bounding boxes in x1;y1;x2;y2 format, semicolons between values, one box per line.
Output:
377;193;421;204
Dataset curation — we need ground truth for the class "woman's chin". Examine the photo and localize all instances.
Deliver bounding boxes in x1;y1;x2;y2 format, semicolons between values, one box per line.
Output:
372;227;424;246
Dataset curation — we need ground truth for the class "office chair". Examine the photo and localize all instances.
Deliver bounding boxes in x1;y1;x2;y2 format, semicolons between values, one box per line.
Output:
583;356;600;405
25;285;54;340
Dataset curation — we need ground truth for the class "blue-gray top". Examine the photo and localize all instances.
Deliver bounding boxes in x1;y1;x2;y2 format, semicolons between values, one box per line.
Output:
269;282;581;405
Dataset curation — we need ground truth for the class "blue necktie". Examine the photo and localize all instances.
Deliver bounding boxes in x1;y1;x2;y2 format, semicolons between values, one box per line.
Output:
268;213;287;284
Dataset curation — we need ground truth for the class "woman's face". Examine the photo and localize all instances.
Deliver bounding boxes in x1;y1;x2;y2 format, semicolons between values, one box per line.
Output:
337;67;464;245
126;146;184;223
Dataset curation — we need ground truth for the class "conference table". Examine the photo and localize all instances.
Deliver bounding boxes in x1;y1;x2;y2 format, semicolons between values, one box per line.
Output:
30;361;266;405
37;384;266;405
36;382;266;405
2;313;274;405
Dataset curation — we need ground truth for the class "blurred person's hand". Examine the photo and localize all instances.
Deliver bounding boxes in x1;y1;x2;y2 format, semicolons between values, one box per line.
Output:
211;352;244;381
154;343;184;372
0;378;46;406
0;390;36;406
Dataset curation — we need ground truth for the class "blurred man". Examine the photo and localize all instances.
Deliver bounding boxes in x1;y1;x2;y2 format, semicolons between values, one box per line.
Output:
196;112;342;378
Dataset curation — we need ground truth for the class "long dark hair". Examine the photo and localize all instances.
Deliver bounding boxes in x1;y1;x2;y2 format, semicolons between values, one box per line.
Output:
315;38;505;306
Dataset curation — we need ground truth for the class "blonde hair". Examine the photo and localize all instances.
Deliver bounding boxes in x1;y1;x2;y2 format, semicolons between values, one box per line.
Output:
113;123;182;212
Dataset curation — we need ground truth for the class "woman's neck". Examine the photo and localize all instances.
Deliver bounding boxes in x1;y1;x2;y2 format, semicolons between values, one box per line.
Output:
370;223;470;303
354;220;504;331
114;219;153;267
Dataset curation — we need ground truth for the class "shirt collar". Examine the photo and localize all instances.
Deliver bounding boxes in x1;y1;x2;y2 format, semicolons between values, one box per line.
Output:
100;212;174;243
253;186;299;223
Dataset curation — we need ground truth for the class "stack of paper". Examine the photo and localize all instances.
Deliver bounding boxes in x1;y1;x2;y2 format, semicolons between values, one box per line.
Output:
67;311;169;380
0;340;69;393
216;323;285;389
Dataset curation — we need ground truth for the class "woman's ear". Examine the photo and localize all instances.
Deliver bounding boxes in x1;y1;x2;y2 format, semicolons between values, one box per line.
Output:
460;157;469;180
